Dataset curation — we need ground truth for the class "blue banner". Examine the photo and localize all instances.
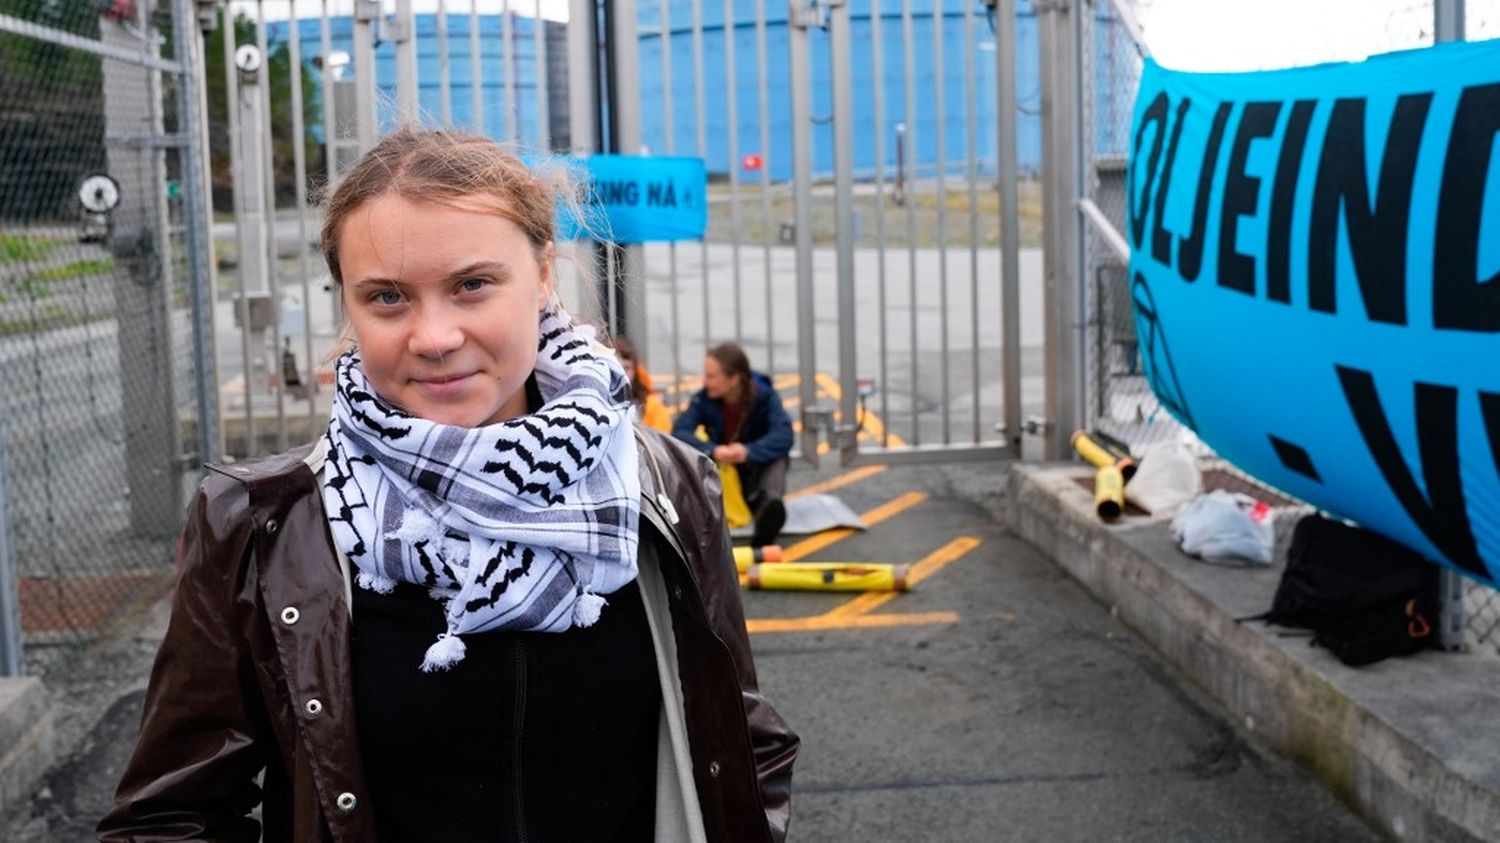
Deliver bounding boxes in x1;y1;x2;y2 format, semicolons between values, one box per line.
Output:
563;154;707;244
1126;39;1500;586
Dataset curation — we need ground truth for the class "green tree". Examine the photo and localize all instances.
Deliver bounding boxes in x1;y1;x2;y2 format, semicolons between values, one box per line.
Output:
204;8;321;213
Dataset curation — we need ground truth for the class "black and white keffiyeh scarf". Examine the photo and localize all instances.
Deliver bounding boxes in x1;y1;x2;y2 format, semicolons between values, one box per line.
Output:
322;300;640;672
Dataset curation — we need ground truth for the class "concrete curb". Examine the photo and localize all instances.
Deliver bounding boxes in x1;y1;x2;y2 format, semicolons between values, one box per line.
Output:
1008;462;1500;842
0;677;54;827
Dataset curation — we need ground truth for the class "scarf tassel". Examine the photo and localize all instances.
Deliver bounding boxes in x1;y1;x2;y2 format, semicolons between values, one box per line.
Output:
420;632;468;672
358;571;398;594
573;591;607;627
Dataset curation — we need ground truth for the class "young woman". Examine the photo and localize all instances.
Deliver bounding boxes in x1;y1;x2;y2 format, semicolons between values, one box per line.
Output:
670;344;793;548
99;129;797;842
613;336;673;433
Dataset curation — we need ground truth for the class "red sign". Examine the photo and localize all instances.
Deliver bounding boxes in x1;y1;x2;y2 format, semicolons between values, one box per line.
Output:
741;153;764;172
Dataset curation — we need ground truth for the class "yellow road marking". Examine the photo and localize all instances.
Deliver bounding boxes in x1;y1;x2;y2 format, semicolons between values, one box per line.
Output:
814;372;907;447
824;537;982;617
786;464;887;501
746;611;959;634
781;492;927;562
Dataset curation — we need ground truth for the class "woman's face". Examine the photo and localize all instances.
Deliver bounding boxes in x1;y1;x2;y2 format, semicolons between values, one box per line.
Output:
702;355;738;400
338;192;553;427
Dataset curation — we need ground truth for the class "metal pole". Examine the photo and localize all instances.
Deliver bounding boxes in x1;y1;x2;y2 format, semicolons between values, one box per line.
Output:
871;0;889;448
830;0;857;463
470;0;484;132
933;0;950;445
1434;0;1467;651
610;0;645;339
754;0;775;378
503;1;518;140
722;0;744;341
224;3;255;455
789;3;819;467
395;0;418;123
963;0;981;444
900;0;919;446
1434;0;1466;41
1037;0;1082;459
439;0;453;126
173;0;219;464
288;0;317;420
320;0;338;181
534;0;550;149
0;398;21;675
662;0;682;396
997;0;1022;453
691;0;710;344
353;0;378;148
256;1;288;452
567;0;597;154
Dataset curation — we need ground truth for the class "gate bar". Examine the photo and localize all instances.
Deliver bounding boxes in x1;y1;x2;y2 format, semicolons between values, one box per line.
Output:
660;0;683;402
721;0;744;341
996;0;1022;452
963;0;981;444
395;0;418;122
439;0;453;125
933;0;951;445
534;0;550;148
691;0;710;343
287;0;317;420
256;1;289;452
754;0;775;378
0;12;183;72
471;0;484;132
223;11;255;454
871;0;890;449
503;2;517;140
830;0;858;463
0;399;19;675
900;0;919;447
789;1;819;466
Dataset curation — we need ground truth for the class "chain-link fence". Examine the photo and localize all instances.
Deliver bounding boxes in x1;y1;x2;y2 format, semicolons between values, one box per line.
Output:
0;0;211;674
1078;0;1500;659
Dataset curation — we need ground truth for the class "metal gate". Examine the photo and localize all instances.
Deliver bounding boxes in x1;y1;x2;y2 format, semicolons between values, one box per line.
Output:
0;0;215;672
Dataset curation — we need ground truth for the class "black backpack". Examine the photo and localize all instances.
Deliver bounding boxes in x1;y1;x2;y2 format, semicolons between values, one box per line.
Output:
1254;514;1439;667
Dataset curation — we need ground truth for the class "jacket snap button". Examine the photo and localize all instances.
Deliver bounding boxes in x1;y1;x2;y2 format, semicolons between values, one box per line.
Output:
336;792;357;812
672;584;684;601
280;606;300;625
264;518;279;535
708;760;721;778
305;698;323;716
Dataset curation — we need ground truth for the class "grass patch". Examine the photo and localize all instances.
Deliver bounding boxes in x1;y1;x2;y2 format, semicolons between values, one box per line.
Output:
0;257;116;302
1;234;63;264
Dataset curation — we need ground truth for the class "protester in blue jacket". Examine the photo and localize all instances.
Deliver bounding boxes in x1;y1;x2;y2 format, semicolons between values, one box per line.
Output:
673;342;793;546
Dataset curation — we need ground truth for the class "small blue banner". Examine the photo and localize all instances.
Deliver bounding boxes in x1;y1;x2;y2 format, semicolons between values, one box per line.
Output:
562;155;707;244
1126;39;1500;586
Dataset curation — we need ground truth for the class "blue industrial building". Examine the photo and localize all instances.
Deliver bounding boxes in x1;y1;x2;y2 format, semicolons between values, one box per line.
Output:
268;2;1134;182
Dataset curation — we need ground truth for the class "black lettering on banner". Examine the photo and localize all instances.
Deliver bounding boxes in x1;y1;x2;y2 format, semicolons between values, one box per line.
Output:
1308;94;1433;325
1336;365;1487;577
1128;92;1170;250
1267;100;1317;304
1152;97;1192;266
1218;100;1283;296
1433;82;1500;333
647;181;678;207
1177;102;1233;283
596;180;640;205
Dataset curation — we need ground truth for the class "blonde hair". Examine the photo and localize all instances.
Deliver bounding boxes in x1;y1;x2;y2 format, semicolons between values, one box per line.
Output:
320;128;581;286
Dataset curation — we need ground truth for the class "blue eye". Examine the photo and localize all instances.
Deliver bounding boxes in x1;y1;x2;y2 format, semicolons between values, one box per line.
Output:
372;289;403;306
459;277;488;293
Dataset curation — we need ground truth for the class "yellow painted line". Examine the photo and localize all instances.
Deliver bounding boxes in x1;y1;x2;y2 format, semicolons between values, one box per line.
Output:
746;610;959;634
825;536;982;618
814;372;908;448
786;464;887;501
783;397;801;410
774;374;801;389
781;491;928;562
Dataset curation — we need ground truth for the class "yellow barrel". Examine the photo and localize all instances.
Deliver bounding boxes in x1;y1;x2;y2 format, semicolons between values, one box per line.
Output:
732;544;785;574
1094;464;1125;521
745;562;910;592
1072;430;1137;482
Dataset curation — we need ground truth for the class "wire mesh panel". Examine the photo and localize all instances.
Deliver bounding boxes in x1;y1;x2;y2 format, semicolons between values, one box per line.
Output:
0;0;209;672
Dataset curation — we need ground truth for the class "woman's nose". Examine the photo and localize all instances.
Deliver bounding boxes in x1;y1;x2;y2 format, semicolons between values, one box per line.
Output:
407;306;465;359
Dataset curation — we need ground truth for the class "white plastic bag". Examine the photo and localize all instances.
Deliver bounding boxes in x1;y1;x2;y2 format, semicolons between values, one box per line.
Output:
1124;440;1202;515
1169;490;1274;566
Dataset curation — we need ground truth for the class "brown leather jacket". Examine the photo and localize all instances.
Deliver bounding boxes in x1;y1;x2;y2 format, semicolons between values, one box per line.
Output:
98;428;797;842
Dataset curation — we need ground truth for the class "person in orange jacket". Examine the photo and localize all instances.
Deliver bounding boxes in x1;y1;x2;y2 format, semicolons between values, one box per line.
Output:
614;337;673;433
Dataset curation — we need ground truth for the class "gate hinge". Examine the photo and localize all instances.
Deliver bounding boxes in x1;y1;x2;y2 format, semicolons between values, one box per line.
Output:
789;1;828;30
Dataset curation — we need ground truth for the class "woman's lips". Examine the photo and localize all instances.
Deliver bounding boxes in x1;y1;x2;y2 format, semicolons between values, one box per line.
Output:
411;372;475;398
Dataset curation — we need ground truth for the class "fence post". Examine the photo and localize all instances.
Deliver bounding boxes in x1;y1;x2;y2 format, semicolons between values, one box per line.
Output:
605;0;644;338
0;399;20;677
788;1;821;467
1433;0;1468;652
1036;0;1085;459
173;0;220;466
102;2;183;534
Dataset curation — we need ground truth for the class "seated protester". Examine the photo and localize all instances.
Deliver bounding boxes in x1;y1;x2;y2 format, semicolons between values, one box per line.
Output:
613;336;672;433
672;342;793;547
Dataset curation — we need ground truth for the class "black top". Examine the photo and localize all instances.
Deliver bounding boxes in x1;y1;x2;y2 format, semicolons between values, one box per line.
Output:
351;578;661;842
